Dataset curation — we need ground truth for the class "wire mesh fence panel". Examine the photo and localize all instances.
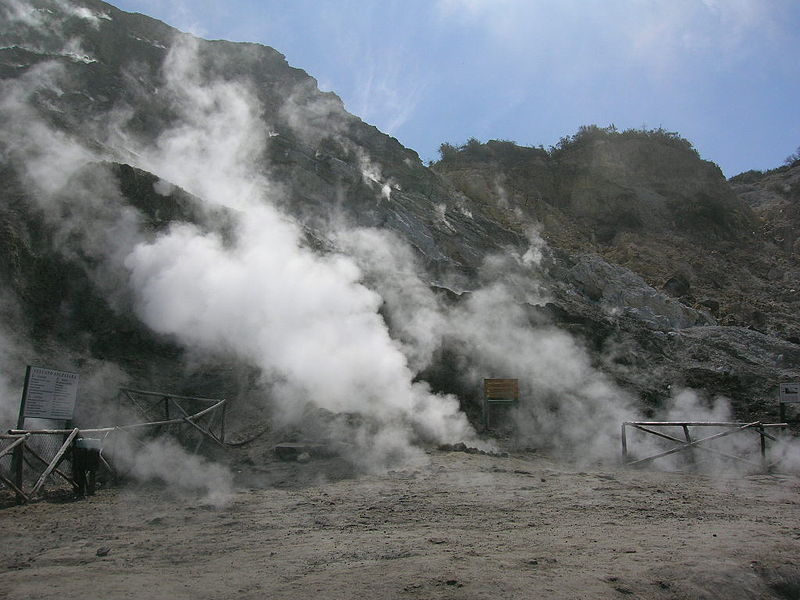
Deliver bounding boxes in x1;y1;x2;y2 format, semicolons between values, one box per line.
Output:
9;418;74;490
118;389;226;451
0;434;74;502
23;434;73;490
0;450;12;482
3;391;227;502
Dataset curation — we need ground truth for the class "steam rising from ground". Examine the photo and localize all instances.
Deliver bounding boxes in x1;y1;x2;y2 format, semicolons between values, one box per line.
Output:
0;28;476;475
112;435;233;506
114;38;477;468
339;226;640;461
0;297;29;426
2;5;798;484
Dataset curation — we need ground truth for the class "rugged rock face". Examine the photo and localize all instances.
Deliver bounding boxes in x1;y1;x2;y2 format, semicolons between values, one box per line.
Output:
0;0;797;432
434;132;800;341
556;253;716;330
731;162;800;287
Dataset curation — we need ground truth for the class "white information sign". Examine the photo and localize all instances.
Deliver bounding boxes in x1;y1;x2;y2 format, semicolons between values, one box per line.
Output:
22;367;79;420
780;382;800;404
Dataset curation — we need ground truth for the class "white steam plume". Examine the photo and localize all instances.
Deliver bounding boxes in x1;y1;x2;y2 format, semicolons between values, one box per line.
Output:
0;27;477;472
0;297;30;428
114;38;478;468
0;15;239;496
334;227;449;374
113;436;233;507
339;224;638;462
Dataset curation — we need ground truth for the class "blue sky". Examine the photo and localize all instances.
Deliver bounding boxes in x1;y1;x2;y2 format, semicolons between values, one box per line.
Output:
111;0;800;177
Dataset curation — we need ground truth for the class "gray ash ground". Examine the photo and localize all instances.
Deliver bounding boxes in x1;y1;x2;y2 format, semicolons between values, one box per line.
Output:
2;448;800;600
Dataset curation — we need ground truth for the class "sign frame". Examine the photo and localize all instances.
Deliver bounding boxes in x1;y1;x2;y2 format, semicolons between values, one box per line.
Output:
17;365;80;424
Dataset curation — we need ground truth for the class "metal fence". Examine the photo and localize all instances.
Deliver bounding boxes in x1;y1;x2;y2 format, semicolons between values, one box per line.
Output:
621;421;787;471
1;389;227;504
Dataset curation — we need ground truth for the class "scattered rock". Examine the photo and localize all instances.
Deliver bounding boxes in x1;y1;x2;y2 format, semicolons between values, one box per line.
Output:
664;275;691;298
273;442;331;461
699;298;720;313
614;586;634;595
438;442;468;452
96;547;110;557
436;442;508;458
653;580;671;589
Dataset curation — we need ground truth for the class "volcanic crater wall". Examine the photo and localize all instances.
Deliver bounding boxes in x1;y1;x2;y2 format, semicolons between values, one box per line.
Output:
0;0;798;463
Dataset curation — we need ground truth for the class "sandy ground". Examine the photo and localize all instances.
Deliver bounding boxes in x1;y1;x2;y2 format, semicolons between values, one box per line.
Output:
2;449;800;600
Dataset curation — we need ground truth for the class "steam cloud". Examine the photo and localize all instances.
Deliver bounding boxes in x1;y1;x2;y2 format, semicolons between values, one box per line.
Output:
112;38;477;468
0;27;475;468
112;435;233;506
2;1;797;482
0;297;29;426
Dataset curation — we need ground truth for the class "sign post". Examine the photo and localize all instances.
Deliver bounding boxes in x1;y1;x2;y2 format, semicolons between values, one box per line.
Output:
12;366;79;503
11;368;32;502
18;366;80;422
483;378;520;431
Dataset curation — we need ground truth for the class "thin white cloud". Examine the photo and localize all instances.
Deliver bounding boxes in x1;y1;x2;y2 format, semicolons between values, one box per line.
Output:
432;0;785;81
290;2;429;138
349;53;427;135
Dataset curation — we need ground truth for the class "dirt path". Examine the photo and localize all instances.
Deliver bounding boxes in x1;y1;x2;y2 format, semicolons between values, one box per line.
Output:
2;450;800;599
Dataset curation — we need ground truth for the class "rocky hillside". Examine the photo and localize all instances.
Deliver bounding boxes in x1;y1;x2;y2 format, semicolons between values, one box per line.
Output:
432;131;800;417
0;0;797;446
434;129;799;342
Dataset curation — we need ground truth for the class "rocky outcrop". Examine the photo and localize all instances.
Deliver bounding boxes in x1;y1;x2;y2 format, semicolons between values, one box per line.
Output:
433;134;800;343
537;265;800;420
556;254;715;330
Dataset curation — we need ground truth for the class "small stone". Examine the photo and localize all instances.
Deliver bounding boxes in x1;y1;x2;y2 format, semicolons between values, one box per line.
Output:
615;586;634;595
96;547;110;557
653;580;670;589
